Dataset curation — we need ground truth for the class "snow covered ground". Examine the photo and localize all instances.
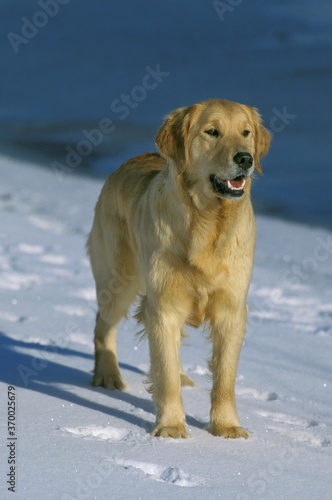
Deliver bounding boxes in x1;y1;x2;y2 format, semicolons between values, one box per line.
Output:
0;155;331;499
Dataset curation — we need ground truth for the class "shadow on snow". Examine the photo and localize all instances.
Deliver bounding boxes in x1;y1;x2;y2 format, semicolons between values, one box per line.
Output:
0;331;205;432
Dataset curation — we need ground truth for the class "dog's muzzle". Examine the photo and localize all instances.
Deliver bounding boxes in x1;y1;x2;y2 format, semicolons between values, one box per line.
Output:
210;152;254;199
210;174;247;198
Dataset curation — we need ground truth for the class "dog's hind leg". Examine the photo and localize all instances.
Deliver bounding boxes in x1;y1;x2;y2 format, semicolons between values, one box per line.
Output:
92;275;138;390
92;311;127;390
179;328;195;387
88;216;139;390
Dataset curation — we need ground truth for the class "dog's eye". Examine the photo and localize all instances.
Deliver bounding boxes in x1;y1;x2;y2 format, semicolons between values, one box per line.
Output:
242;130;250;137
205;128;220;137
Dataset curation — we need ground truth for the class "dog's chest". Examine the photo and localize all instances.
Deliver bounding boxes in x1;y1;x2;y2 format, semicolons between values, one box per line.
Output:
187;220;231;278
185;250;228;328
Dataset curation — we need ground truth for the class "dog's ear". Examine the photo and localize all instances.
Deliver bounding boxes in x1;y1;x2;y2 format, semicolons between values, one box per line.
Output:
249;107;271;175
155;106;192;174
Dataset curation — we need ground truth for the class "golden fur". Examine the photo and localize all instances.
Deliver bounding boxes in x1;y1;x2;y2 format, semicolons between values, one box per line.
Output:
87;98;271;439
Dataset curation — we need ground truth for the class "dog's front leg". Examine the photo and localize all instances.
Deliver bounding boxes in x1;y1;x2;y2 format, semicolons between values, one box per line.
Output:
209;301;249;439
146;305;188;439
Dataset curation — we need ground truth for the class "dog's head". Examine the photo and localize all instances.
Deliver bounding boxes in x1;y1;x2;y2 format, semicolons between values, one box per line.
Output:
156;99;270;202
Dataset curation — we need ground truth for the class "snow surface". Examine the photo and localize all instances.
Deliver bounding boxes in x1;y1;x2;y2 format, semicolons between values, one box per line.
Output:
0;155;331;500
1;1;332;498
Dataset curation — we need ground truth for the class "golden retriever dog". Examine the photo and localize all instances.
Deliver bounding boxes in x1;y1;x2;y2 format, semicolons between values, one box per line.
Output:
87;98;270;439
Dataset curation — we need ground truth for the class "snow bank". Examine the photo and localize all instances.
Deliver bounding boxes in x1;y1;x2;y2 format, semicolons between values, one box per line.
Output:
0;153;331;499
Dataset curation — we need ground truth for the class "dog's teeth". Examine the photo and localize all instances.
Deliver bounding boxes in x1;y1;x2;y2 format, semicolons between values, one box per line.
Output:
227;179;246;191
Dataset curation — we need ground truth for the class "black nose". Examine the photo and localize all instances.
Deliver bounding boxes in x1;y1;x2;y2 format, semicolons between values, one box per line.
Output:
233;152;253;170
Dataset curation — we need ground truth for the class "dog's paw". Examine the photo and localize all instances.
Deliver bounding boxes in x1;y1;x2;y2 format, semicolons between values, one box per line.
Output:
151;423;188;439
91;373;127;391
210;424;249;439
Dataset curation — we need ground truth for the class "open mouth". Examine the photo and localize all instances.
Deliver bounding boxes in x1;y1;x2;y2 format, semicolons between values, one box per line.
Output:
210;174;246;198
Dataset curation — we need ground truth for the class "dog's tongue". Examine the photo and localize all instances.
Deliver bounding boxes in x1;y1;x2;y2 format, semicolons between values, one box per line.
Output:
229;177;244;189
